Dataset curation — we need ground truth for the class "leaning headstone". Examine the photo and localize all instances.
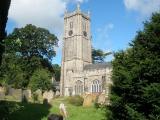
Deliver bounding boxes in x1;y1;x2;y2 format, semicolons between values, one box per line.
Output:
97;93;106;104
83;94;93;107
43;90;54;102
0;87;5;100
35;89;42;102
55;90;60;97
83;94;98;107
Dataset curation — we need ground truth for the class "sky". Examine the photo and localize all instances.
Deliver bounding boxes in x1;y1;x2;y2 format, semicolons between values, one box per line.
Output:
6;0;160;64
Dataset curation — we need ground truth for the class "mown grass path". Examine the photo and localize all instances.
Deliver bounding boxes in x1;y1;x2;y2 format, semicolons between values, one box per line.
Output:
9;97;105;120
48;97;105;120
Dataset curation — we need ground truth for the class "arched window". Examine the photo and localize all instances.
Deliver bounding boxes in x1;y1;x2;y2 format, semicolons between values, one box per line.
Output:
91;80;102;93
75;80;83;95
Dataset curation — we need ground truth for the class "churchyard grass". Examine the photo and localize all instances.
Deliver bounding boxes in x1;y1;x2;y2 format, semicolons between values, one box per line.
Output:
8;97;105;120
48;97;106;120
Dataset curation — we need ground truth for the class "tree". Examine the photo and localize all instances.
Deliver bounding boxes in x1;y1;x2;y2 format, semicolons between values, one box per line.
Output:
0;0;11;65
108;13;160;120
0;54;25;88
92;48;112;63
29;69;52;93
6;24;58;60
53;64;61;81
0;24;58;88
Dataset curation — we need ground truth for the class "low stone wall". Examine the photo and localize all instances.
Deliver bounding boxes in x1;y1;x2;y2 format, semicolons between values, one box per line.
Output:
43;90;54;103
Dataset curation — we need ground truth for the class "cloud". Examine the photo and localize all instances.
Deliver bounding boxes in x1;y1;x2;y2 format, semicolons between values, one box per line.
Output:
9;0;67;34
9;0;89;33
124;0;160;16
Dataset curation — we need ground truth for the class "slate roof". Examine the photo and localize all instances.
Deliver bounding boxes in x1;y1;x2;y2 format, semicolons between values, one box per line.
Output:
84;62;112;70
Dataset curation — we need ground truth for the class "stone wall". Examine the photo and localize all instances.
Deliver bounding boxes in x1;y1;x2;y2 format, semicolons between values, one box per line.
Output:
1;87;57;103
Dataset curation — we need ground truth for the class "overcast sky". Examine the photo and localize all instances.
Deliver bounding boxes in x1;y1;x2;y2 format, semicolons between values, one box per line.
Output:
6;0;160;64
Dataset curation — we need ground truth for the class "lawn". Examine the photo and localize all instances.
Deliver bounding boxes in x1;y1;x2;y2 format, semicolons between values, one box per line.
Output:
9;97;106;120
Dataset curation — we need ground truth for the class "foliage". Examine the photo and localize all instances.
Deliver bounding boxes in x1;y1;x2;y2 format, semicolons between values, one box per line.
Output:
29;69;52;93
0;0;11;65
67;95;84;106
53;64;61;81
92;48;112;63
108;13;160;120
8;101;51;120
5;24;58;60
0;54;26;88
0;101;21;120
0;24;58;88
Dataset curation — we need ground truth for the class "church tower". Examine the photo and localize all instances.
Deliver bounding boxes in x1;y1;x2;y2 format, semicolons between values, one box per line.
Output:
60;4;92;96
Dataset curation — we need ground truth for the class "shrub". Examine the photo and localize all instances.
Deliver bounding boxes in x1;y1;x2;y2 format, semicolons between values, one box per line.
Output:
0;101;21;120
67;95;84;106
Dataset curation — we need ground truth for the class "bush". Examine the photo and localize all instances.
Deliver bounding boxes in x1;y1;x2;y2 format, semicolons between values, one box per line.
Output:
0;101;21;120
67;95;84;106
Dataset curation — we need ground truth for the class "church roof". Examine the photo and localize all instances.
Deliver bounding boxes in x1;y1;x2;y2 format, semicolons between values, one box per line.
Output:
84;62;112;70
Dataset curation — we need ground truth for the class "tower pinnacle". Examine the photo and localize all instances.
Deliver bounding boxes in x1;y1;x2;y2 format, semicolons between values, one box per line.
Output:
76;2;81;12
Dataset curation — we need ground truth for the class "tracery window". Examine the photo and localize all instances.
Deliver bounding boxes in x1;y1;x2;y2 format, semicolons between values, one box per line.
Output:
91;80;102;93
75;80;83;95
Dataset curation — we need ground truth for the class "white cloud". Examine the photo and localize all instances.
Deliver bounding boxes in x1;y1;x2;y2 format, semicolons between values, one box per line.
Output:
9;0;89;33
9;0;66;34
124;0;160;16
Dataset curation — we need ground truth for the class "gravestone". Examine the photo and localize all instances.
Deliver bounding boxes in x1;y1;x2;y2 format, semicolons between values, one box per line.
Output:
0;87;5;100
22;89;32;101
55;90;60;97
97;93;106;104
43;90;54;102
35;89;42;101
8;88;22;101
83;94;97;107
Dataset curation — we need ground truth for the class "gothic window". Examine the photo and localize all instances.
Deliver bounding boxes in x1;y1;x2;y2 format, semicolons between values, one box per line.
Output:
91;80;102;93
70;22;73;29
75;80;83;95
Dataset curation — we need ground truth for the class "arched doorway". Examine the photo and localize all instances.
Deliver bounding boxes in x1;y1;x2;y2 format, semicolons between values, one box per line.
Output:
75;80;83;95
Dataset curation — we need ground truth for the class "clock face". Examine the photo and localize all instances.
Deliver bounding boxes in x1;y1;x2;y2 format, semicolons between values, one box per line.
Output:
68;30;73;36
83;31;87;37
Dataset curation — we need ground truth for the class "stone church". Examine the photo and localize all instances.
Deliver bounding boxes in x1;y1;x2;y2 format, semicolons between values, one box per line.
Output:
60;4;112;96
